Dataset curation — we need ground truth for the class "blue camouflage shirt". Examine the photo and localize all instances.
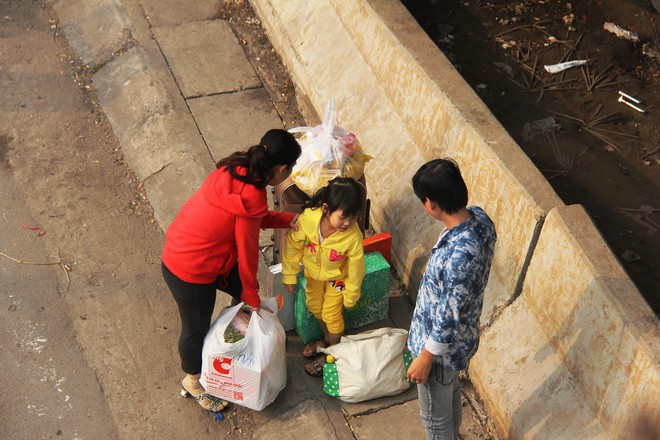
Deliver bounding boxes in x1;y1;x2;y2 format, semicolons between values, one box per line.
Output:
407;206;496;371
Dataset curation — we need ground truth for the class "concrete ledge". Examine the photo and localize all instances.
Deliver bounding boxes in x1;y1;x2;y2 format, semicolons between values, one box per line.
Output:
188;88;283;162
93;46;212;179
143;153;214;229
470;295;608;439
521;205;660;438
54;0;133;66
471;205;660;439
253;399;342;439
249;1;659;438
249;0;563;323
139;0;217;28
152;21;262;98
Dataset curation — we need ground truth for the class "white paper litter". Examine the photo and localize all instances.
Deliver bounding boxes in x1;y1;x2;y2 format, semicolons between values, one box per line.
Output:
603;22;639;43
544;60;587;74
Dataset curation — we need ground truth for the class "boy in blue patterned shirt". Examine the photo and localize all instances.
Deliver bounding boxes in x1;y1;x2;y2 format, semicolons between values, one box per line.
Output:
406;158;497;440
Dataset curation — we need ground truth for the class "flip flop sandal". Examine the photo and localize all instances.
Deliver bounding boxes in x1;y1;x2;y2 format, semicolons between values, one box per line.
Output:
304;359;324;377
302;340;328;359
181;389;229;412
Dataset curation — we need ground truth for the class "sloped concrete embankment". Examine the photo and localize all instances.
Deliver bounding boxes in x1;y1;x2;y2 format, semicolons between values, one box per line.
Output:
249;0;660;438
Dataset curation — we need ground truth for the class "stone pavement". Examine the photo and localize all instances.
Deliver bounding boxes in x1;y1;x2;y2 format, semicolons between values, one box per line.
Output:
54;0;495;438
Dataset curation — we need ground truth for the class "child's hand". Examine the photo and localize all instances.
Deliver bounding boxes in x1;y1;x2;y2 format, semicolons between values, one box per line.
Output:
345;305;357;311
289;214;300;231
284;283;296;293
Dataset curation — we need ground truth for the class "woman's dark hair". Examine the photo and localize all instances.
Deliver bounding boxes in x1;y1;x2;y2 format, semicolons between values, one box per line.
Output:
412;158;468;214
216;129;301;189
303;177;364;218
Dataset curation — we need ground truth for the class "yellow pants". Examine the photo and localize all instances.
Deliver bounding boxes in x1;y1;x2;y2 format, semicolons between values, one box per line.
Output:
305;277;346;334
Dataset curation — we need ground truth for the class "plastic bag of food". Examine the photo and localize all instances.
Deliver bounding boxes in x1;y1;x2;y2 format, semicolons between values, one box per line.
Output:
288;97;372;196
223;308;251;343
200;298;286;411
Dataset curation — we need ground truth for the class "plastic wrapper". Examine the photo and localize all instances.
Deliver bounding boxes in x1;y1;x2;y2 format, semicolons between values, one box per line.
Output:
288;98;372;196
200;298;286;411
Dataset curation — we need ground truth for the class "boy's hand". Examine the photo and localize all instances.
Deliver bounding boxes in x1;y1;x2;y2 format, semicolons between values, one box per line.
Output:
284;283;296;293
344;304;357;311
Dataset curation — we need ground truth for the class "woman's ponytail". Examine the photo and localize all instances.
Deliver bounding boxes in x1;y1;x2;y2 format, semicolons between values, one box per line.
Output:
216;129;301;188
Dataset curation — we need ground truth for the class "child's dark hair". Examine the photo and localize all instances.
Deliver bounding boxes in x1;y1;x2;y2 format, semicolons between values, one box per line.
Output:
216;129;301;189
412;158;468;214
303;177;364;218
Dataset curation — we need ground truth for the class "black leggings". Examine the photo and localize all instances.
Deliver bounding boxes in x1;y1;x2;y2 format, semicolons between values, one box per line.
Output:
162;262;242;374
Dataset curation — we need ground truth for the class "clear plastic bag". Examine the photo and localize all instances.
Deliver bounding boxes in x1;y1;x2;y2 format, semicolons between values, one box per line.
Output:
288;97;372;196
200;298;286;411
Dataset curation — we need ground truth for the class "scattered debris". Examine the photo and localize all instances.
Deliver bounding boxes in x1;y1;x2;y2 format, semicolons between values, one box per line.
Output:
621;249;641;263
642;43;660;61
549;104;637;152
543;131;574;177
493;62;514;77
617;91;646;113
616;206;659;235
522;116;561;142
641;148;660;166
603;22;639;43
0;251;72;295
509;52;578;96
544;60;587;73
580;64;623;92
20;223;46;237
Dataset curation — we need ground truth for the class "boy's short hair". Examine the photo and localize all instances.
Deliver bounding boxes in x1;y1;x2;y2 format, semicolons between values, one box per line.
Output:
412;158;468;214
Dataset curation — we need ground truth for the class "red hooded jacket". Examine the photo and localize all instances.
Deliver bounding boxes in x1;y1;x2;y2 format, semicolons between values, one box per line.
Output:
162;166;294;308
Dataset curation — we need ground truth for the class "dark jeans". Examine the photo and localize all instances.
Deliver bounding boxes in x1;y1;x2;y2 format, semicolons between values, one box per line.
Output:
161;262;242;374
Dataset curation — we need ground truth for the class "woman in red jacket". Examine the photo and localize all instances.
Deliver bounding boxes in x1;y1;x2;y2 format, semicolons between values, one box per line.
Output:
162;129;301;412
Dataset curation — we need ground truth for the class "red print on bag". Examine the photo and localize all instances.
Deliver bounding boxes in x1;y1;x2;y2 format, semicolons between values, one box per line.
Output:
213;357;233;376
328;249;345;262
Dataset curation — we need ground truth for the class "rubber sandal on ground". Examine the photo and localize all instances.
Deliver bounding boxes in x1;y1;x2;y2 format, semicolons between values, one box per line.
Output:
302;340;328;359
181;388;229;412
194;392;229;412
304;359;324;377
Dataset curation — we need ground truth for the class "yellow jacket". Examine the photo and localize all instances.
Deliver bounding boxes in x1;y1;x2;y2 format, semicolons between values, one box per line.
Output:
282;208;365;308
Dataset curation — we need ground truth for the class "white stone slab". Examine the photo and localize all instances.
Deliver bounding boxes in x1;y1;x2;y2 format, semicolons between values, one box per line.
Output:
252;399;338;439
153;20;261;98
141;0;217;27
54;0;132;66
144;153;213;231
93;46;212;181
188;88;282;163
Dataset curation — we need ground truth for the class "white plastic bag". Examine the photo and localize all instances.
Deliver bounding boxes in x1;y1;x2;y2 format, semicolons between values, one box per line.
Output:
319;327;411;403
200;297;286;411
288;97;371;196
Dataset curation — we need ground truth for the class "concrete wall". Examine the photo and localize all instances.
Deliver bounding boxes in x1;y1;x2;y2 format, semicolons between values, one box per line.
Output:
249;0;562;325
471;205;659;438
250;0;660;438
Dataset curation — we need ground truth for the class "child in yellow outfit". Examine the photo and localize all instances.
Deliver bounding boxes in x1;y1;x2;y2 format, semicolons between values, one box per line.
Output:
282;177;366;377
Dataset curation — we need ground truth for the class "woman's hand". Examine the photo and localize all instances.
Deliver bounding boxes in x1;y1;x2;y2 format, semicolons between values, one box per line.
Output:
284;283;296;293
406;349;434;385
289;214;300;231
